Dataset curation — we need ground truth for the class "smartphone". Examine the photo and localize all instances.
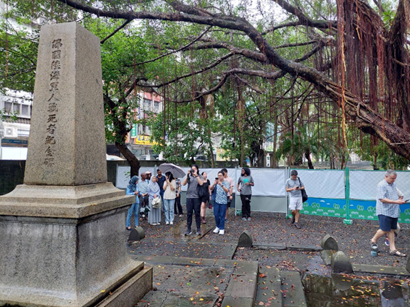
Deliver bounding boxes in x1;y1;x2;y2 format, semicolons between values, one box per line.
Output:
404;199;410;202
215;177;218;180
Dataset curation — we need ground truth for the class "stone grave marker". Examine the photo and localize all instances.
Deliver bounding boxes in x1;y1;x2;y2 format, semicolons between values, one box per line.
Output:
0;22;152;307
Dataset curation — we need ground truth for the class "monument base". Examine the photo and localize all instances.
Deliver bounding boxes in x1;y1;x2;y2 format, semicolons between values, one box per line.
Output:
0;183;152;307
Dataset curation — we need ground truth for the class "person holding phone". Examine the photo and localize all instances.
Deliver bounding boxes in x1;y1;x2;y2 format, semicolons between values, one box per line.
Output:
285;170;305;229
182;164;204;236
210;171;230;235
163;172;176;225
237;167;254;221
371;170;407;257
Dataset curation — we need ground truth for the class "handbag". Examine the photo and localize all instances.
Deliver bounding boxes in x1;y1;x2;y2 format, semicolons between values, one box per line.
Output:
298;177;308;202
151;197;162;209
197;182;208;198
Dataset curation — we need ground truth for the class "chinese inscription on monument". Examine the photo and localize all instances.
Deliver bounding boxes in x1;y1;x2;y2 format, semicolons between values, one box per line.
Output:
44;38;62;166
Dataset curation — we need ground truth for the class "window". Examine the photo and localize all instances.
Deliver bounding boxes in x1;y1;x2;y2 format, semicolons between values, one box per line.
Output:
154;101;160;113
12;103;19;113
1;96;32;118
21;105;29;116
4;101;12;113
143;99;151;111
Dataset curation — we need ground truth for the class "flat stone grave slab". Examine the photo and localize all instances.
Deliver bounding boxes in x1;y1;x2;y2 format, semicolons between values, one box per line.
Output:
129;238;237;259
136;263;234;306
353;264;410;276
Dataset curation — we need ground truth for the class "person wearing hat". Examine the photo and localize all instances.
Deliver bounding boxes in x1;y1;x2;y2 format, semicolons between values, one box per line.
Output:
126;175;140;230
286;170;305;229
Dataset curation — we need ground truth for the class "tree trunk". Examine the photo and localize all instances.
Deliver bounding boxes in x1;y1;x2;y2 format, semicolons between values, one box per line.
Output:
115;142;141;176
272;111;278;168
305;149;314;169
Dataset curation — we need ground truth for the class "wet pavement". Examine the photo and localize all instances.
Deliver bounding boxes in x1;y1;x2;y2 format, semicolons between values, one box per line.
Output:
129;209;409;267
126;208;410;306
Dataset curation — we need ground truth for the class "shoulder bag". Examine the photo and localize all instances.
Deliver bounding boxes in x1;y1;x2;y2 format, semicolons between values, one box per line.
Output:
298;177;308;203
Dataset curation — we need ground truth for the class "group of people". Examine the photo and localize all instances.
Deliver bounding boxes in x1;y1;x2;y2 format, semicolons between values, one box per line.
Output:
125;169;183;230
126;166;408;258
181;165;255;236
125;165;255;236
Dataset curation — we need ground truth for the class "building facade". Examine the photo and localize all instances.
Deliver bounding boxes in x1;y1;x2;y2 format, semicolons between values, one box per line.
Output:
126;91;163;160
0;90;32;160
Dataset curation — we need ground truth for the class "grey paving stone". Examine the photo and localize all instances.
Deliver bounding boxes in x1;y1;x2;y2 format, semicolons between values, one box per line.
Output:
281;271;307;307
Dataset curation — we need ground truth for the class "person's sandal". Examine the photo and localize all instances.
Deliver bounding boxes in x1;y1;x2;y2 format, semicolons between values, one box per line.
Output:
389;250;407;257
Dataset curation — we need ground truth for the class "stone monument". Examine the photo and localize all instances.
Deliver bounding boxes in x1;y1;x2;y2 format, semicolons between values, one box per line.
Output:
0;22;152;306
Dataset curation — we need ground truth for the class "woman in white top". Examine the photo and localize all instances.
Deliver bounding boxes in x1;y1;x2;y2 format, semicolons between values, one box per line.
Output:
163;171;177;225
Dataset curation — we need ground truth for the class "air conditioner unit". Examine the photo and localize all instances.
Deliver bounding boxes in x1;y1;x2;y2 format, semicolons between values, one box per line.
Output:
4;127;18;138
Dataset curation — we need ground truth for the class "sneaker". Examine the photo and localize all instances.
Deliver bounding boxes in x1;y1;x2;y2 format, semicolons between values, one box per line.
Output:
385;238;389;246
179;214;183;217
294;223;301;229
225;219;228;223
197;230;202;236
170;221;173;225
213;227;220;233
242;217;246;221
247;217;251;221
185;231;192;236
371;242;378;250
291;215;295;224
219;230;225;235
166;222;169;225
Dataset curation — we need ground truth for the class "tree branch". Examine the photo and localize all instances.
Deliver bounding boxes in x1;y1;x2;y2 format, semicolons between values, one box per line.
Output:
130;26;212;66
101;19;132;44
270;0;337;30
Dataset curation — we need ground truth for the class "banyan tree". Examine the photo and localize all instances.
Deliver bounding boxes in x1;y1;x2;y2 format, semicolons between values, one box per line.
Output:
3;0;410;168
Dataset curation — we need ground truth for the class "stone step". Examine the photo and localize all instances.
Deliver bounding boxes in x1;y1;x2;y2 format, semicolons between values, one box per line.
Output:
253;266;282;307
221;261;259;307
280;271;307;307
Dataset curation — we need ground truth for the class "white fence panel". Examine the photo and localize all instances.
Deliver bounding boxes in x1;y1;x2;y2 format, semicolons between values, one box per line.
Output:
350;170;410;200
295;169;345;199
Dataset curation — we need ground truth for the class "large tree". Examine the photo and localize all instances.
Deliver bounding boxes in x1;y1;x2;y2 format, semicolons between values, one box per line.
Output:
2;0;410;169
51;0;410;161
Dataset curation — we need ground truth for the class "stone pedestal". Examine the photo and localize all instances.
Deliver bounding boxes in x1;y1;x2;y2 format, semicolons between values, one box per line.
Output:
0;22;152;307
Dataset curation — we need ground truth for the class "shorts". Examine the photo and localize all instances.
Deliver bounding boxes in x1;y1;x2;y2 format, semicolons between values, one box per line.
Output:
289;197;303;210
200;195;209;204
378;215;398;232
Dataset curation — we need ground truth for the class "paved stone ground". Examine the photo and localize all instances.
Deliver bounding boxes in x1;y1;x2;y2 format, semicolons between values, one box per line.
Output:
126;208;410;306
129;209;409;267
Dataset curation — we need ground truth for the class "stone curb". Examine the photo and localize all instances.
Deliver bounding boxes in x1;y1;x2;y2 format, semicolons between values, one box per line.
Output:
353;264;410;276
253;243;322;252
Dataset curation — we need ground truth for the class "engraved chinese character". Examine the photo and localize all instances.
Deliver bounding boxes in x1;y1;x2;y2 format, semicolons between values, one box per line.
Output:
50;70;60;81
47;114;57;123
48;93;57;102
52;39;63;49
45;135;56;145
45;146;54;157
44;157;54;166
52;50;61;59
47;102;58;113
47;123;56;134
51;60;61;70
49;82;59;91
